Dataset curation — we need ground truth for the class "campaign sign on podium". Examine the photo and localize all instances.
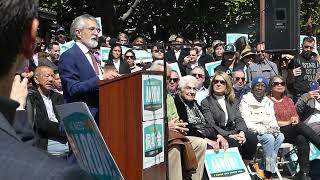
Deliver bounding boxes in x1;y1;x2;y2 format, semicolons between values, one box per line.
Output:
56;102;123;180
204;147;251;180
142;74;164;169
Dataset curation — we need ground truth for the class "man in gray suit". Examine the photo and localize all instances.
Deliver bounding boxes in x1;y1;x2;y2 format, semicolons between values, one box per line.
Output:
0;0;92;179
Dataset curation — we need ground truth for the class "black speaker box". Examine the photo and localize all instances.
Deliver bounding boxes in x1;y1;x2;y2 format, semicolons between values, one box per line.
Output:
265;0;300;53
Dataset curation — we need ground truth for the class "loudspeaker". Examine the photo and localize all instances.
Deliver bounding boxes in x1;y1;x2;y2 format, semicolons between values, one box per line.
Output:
265;0;300;53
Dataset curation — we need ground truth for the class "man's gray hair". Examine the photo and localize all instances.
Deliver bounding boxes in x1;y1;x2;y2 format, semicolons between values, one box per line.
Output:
178;75;197;90
150;60;164;71
70;14;97;40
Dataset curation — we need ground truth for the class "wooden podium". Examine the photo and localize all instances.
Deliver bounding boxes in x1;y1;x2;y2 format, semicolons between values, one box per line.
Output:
99;71;167;180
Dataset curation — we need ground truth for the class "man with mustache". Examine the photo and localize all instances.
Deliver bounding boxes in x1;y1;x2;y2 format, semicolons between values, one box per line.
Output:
59;14;120;124
288;36;318;103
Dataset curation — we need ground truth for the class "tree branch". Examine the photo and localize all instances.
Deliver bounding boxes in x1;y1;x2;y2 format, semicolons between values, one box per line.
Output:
119;0;142;21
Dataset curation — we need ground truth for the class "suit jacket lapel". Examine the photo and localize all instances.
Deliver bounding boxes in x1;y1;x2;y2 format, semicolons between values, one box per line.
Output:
74;44;96;76
0;113;21;141
209;95;226;126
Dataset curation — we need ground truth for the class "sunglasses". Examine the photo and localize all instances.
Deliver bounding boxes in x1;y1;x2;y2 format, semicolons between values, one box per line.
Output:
272;82;285;86
167;78;179;83
256;50;265;53
125;55;134;59
192;74;204;78
213;79;226;85
152;49;164;53
234;77;245;81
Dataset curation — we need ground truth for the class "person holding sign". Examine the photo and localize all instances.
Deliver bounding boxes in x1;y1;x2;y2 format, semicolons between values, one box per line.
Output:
239;77;284;180
201;71;258;166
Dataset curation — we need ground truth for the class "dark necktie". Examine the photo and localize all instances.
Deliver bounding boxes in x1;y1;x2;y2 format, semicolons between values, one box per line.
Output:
89;50;100;75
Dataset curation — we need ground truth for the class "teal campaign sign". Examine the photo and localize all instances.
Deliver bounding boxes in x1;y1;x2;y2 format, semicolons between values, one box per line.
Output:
133;49;153;64
100;47;111;62
285;143;320;175
206;151;245;177
60;41;75;55
300;35;317;50
63;112;123;180
205;61;222;77
144;124;163;157
143;78;163;111
226;33;248;45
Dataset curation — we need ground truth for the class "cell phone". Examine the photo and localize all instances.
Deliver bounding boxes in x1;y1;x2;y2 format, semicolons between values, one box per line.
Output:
310;81;319;91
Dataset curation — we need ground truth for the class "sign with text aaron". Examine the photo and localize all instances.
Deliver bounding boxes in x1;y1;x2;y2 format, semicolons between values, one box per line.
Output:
141;74;164;169
205;148;251;180
56;102;123;180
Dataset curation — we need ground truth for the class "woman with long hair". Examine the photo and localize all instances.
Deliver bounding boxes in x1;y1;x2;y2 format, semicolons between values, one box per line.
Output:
106;44;131;74
269;75;320;180
201;71;258;165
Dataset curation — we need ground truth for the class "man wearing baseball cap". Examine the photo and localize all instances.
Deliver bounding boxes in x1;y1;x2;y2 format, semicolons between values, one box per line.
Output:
56;27;66;44
215;44;244;75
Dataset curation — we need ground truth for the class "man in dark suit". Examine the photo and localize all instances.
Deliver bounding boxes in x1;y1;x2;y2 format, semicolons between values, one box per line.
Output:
0;0;92;179
165;36;189;64
59;14;120;123
192;39;214;67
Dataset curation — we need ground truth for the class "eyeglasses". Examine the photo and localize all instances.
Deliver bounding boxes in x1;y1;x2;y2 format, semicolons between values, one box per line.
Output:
152;49;164;53
272;82;285;86
303;45;315;50
167;78;179;83
256;50;265;53
213;79;226;85
234;77;245;81
125;55;134;59
84;27;101;33
192;74;204;78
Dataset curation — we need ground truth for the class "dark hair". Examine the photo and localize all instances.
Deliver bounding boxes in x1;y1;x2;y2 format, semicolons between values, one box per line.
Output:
268;75;288;96
0;0;38;77
303;36;315;44
108;45;123;61
124;49;136;60
175;36;184;42
48;41;59;50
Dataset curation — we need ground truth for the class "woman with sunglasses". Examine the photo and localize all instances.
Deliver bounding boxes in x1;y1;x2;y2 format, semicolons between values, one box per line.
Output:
269;75;320;180
124;49;141;73
201;71;258;165
106;44;131;74
239;76;284;180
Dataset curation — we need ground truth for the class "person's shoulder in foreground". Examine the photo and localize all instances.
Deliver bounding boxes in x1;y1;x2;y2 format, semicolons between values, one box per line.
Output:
0;0;92;179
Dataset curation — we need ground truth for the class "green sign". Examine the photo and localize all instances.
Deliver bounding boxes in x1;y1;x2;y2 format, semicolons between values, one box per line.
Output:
144;124;163;157
226;33;248;45
143;78;163;111
63;112;122;180
206;151;245;177
205;61;222;77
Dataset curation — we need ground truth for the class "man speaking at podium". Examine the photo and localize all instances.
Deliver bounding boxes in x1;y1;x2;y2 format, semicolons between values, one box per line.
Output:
59;14;120;124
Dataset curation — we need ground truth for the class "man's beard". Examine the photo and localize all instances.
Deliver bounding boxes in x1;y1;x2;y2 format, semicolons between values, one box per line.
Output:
301;50;312;60
82;38;98;49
